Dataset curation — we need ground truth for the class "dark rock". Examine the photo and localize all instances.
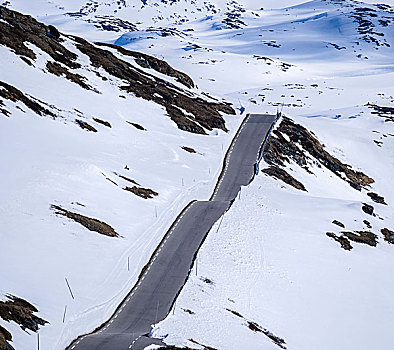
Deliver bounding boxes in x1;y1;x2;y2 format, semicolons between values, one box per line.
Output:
181;146;196;154
367;192;387;205
362;203;374;215
326;232;353;251
381;228;394;244
47;25;60;39
367;103;394;122
342;230;378;247
332;220;345;228
262;166;306;191
127;121;145;131
93;118;111;128
363;220;372;229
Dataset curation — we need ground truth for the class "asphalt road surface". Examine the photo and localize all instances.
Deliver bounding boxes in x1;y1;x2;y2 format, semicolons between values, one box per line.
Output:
68;114;277;350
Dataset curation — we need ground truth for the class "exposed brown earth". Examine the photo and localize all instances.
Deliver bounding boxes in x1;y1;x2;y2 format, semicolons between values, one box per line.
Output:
124;186;158;199
96;43;195;88
51;205;119;237
262;166;306;191
263;117;374;191
0;81;56;118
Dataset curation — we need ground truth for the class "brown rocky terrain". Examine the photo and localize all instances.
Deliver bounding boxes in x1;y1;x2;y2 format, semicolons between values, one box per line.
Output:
263;117;374;191
0;6;235;134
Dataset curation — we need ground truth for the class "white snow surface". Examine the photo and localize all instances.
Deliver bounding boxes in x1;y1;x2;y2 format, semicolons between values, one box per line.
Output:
1;0;394;349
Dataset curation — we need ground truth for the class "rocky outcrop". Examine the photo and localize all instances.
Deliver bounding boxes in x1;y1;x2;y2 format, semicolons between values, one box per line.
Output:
0;6;235;134
51;205;119;237
263;117;374;191
72;35;233;134
362;203;374;215
97;43;195;89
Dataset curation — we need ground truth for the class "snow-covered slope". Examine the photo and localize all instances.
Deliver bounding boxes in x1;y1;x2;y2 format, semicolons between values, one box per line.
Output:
0;5;237;350
1;0;394;349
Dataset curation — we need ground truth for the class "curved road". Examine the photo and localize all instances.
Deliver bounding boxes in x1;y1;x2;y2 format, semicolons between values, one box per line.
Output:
68;113;277;350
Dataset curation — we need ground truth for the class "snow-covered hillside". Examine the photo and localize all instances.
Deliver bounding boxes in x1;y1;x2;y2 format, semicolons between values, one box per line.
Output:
1;0;394;349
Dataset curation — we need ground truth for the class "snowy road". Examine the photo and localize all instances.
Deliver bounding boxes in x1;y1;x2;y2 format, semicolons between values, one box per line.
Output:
68;114;277;350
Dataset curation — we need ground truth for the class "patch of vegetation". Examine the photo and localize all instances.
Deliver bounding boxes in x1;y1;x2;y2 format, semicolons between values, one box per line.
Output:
124;186;158;199
262;166;306;191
